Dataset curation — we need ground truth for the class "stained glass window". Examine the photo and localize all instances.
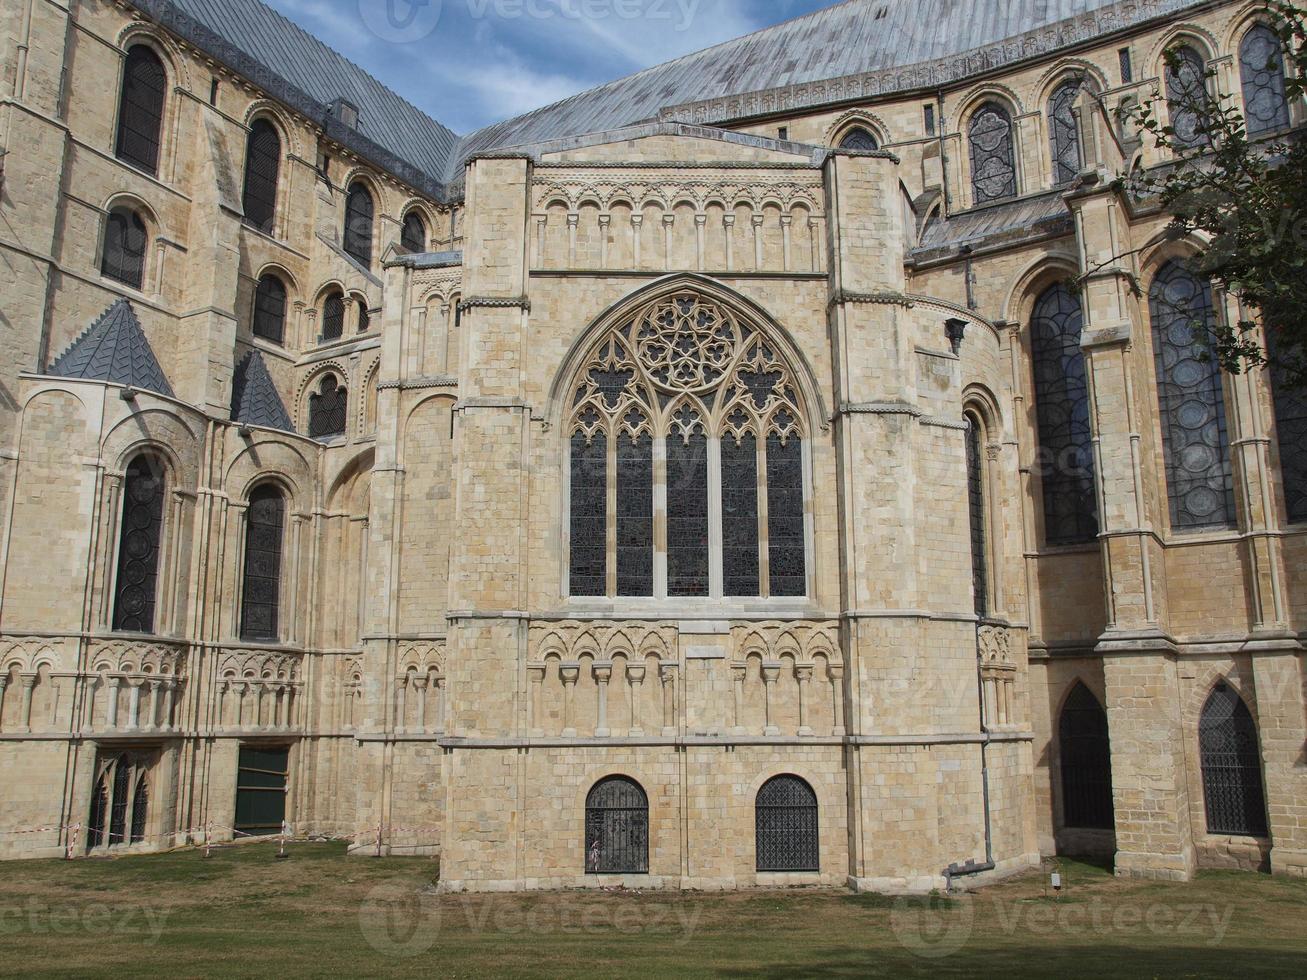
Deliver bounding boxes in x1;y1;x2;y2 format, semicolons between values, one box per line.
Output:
569;432;607;597
101;207;147;289
1239;25;1290;136
968;102;1017;205
966;414;989;616
756;775;819;872
1149;262;1235;530
115;46;166;174
767;434;806;598
242;119;280;234
1266;331;1307;523
321;291;345;341
1031;283;1099;545
1199;685;1268;836
401;211;427;253
253;274;286;344
113;455;165;634
1166;46;1211;149
839;126;879;151
722;432;760;596
1048;79;1085;187
616;432;653;597
1059;683;1113;829
343;182;374;267
309;375;347;439
240;485;284;642
667;431;709;597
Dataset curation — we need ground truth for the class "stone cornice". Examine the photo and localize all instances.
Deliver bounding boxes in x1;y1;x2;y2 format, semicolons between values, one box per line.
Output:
456;295;531;314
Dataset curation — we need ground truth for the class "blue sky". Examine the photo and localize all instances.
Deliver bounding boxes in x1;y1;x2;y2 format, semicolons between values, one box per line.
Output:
265;0;834;134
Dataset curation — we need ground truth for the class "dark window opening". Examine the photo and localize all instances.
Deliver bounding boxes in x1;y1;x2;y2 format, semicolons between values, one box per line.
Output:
968;102;1017;204
756;775;819;872
115;46;165;174
767;434;806;598
667;432;709;597
242;119;281;234
252;274;287;344
616;432;654;597
1199;685;1268;836
839;126;879;152
585;777;648;874
343;182;374;267
321;291;345;341
722;432;760;597
112;454;165;634
569;432;607;597
308;375;347;440
239;485;284;642
235;745;289;835
1058;683;1114;829
966;414;988;616
101;207;148;289
401;210;427;253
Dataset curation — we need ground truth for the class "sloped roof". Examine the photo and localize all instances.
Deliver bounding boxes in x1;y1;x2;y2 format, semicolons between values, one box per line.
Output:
50;299;175;397
230;350;294;432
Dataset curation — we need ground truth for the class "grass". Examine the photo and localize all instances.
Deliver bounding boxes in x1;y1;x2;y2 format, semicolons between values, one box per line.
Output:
0;844;1304;978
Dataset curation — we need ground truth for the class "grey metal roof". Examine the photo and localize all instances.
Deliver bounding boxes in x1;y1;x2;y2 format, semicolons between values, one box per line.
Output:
50;299;175;397
230;350;294;432
912;190;1073;259
129;0;458;197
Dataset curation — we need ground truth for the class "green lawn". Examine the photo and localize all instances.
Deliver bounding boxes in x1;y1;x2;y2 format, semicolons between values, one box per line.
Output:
0;843;1304;978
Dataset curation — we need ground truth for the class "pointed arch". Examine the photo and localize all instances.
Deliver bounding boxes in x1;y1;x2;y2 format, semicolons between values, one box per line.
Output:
1057;681;1113;830
1199;682;1268;836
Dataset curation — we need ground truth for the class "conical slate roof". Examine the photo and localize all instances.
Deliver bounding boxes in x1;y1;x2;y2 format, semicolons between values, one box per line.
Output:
49;298;174;398
230;350;294;432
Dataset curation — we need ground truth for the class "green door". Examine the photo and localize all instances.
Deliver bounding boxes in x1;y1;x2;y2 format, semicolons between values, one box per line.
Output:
235;745;289;835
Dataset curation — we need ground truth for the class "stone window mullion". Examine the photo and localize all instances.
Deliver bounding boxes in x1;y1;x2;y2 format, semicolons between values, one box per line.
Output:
708;434;724;599
606;425;618;598
756;428;771;598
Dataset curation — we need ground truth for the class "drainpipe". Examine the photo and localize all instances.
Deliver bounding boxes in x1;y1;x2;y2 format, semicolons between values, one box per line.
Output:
936;88;952;216
943;636;996;892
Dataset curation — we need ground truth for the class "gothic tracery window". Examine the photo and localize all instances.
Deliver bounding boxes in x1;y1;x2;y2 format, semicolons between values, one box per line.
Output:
242;119;281;234
1149;261;1236;530
1048;79;1086;187
968;101;1017;205
87;753;153;850
115;46;166;174
1031;283;1098;545
1165;45;1211;149
838;126;879;151
112;454;166;634
1239;24;1291;136
567;293;807;600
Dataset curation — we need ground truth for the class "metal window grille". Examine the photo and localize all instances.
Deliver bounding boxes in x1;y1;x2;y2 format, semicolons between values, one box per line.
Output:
309;376;348;439
239;486;284;642
101;207;147;289
115;46;165;174
924;104;936;136
322;292;345;341
1058;683;1114;829
584;777;648;874
253;274;287;344
109;756;131;845
357;300;371;334
242;119;281;234
1199;685;1269;836
1165;46;1211;149
343;182;375;267
130;775;149;843
401;211;427;253
968;102;1017;204
756;775;819;872
965;416;988;616
1048;79;1085;187
1239;25;1291;136
1031;283;1099;545
839;126;878;151
1119;47;1133;83
1149;262;1235;530
112;454;165;634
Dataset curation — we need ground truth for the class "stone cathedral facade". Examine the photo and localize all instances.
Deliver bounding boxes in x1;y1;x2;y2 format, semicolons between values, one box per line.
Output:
0;0;1304;891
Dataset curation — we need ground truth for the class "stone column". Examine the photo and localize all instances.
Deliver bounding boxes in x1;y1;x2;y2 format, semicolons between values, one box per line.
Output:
751;213;765;269
694;213;706;271
659;663;677;736
561;664;580;737
145;680;160;731
0;675;8;732
106;676;121;729
414;676;428;734
626;664;645;736
16;675;36;733
796;664;813;736
127;678;142;729
527;666;546;737
780;213;793;271
762;663;780;736
723;213;735;271
593;662;612;738
598;214;610;268
732;664;747;735
162;678;177;731
631;213;643;267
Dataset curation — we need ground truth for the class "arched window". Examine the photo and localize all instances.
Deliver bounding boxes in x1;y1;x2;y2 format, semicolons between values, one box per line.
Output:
1048;79;1086;186
321;290;345;341
401;210;427;253
1031;283;1098;544
1149;262;1235;530
1266;332;1307;523
101;207;148;289
252;274;287;344
567;292;808;600
87;753;152;850
88;771;109;849
242;119;281;234
838;126;879;151
240;485;285;642
309;375;348;440
1165;45;1211;148
343;181;375;267
112;454;166;634
968;102;1017;205
109;756;131;845
1199;684;1268;836
115;45;166;174
964;411;989;616
584;776;648;874
130;774;149;843
356;299;371;334
1239;25;1291;136
1058;683;1113;829
756;775;819;872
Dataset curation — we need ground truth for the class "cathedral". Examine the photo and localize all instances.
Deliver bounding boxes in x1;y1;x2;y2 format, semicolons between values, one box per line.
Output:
0;0;1304;892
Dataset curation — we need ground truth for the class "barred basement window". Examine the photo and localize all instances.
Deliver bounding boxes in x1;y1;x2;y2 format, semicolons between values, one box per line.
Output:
112;454;165;634
1031;283;1098;545
1165;46;1211;149
756;775;819;872
401;210;427;253
1239;24;1290;136
1199;685;1268;837
1058;683;1113;830
1149;262;1235;530
101;207;148;290
115;46;166;174
968;102;1017;205
1048;79;1085;187
309;375;347;439
253;274;287;344
585;776;648;874
343;181;375;267
321;290;345;341
242;119;281;234
566;292;809;600
965;412;989;616
1266;332;1307;523
240;485;285;642
839;126;879;151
